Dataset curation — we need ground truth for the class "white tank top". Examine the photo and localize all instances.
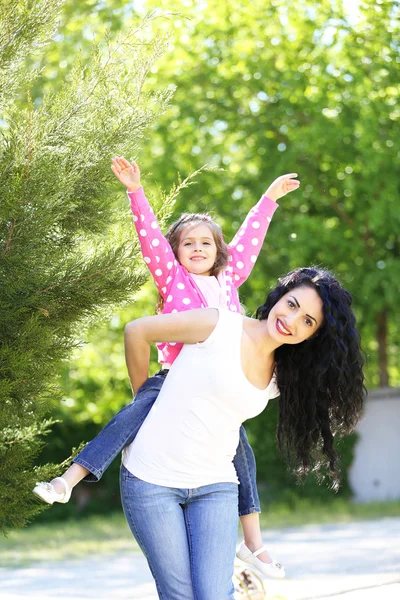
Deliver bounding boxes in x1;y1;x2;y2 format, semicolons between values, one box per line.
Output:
122;309;279;488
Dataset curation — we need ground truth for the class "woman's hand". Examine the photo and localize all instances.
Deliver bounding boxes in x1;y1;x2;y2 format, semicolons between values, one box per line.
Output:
124;308;219;393
111;156;141;192
265;173;300;201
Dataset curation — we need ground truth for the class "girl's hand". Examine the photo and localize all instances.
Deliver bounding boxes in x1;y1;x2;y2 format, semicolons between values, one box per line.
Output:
265;173;300;202
111;156;141;192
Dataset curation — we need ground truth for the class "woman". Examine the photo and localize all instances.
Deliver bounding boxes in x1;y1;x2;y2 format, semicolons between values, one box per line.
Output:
122;267;365;600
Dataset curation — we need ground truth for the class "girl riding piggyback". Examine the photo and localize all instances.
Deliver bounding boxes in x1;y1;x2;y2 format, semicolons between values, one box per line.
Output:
33;156;299;579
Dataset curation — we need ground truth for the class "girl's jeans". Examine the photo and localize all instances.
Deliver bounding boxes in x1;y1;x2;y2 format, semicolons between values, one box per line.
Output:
120;465;237;600
73;371;261;516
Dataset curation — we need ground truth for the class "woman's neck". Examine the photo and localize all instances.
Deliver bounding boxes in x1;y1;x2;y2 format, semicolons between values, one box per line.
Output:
247;317;282;356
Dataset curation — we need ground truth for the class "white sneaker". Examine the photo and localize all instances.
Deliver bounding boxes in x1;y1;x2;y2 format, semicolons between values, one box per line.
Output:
236;541;285;579
32;477;72;504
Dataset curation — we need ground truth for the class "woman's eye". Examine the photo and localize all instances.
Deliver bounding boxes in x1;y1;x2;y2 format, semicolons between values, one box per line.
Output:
305;318;312;327
287;300;294;308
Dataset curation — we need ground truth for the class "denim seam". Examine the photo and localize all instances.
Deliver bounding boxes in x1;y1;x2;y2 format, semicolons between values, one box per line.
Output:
238;443;258;511
184;505;197;600
238;506;261;517
72;457;102;480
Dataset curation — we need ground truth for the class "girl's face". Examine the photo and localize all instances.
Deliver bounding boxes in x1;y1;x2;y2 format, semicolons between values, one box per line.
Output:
177;223;218;276
267;285;324;345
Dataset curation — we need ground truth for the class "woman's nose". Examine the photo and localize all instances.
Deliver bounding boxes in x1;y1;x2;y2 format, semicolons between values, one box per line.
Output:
284;314;296;327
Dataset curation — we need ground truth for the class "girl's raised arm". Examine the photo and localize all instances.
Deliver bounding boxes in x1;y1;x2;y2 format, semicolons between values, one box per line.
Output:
111;157;177;296
228;173;299;288
124;308;219;393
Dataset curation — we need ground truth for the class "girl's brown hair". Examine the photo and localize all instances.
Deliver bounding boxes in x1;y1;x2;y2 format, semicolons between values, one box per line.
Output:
156;213;229;313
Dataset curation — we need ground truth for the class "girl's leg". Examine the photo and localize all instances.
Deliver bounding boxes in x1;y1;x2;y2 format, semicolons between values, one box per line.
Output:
186;482;238;600
120;466;194;600
38;373;167;498
234;425;260;516
234;425;273;564
240;513;272;562
73;373;166;481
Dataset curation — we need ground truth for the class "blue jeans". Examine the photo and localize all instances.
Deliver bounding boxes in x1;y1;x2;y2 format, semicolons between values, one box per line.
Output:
120;465;238;600
74;371;261;516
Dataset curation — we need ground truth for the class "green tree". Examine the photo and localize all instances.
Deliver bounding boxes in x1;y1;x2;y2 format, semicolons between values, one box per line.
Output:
0;0;172;532
137;0;400;387
14;0;399;521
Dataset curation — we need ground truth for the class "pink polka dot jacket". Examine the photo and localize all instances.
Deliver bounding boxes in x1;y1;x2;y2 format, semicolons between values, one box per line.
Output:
128;187;279;365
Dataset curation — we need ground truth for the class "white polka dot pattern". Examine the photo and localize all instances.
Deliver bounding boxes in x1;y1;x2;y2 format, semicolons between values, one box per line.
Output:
129;186;277;366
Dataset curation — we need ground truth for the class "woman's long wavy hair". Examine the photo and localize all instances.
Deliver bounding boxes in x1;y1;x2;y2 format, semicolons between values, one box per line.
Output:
156;213;229;313
256;267;366;489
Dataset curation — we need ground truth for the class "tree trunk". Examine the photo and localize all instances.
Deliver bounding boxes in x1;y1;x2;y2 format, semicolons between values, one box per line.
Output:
376;308;389;387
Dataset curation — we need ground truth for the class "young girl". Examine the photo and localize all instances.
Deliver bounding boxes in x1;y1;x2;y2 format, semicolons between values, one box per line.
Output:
33;156;300;579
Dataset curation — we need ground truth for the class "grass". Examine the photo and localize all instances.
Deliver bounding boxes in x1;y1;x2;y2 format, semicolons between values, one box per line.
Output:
1;499;399;568
258;497;400;529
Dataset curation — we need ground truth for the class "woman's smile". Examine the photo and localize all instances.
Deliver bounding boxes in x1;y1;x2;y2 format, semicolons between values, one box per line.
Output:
276;318;292;336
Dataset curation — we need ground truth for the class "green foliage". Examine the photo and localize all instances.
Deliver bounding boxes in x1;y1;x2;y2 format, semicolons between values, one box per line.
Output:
3;0;399;528
0;3;173;532
0;0;64;108
136;0;400;386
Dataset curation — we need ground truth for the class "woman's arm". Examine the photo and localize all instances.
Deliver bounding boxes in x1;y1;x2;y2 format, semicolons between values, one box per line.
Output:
124;308;219;393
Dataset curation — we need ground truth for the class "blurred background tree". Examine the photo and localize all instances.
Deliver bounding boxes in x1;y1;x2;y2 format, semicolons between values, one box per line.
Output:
3;0;399;525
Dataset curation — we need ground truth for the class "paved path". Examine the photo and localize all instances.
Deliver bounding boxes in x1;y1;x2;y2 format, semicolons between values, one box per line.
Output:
1;518;400;599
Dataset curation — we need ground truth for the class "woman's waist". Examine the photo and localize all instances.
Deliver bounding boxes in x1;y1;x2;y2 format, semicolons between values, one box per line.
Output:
122;451;239;489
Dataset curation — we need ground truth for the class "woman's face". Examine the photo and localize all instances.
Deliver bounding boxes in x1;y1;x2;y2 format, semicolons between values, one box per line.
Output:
267;285;324;345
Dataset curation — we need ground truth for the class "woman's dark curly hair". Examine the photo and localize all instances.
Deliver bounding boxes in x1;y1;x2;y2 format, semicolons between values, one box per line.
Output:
256;266;366;489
